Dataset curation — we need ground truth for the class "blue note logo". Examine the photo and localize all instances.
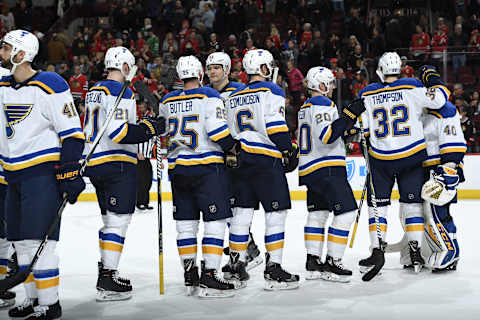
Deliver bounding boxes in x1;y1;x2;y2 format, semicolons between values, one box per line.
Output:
4;104;33;139
346;159;355;181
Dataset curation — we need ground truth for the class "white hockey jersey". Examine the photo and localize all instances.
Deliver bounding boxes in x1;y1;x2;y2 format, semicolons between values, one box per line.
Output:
422;101;467;170
83;80;137;169
0;72;84;181
207;81;245;100
225;81;289;163
359;78;449;161
158;86;231;175
297;95;346;183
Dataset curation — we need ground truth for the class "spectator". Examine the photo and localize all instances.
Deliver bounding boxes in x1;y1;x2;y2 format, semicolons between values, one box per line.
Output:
189;2;203;30
121;30;135;49
286;60;304;108
201;3;215;33
47;34;67;65
114;6;135;32
452;83;468;102
71;31;89;57
431;27;448;60
282;40;299;66
0;6;15;31
335;67;353;105
269;24;282;48
460;106;475;152
299;23;313;52
351;70;367;98
79;55;91;78
206;32;221;55
146;30;160;57
242;38;256;57
140;43;154;63
346;6;367;44
13;0;31;30
68;65;88;101
162;32;178;56
58;62;72;81
400;56;414;78
437;16;449;35
410;25;430;60
172;0;187;31
189;28;205;52
324;33;341;59
231;61;248;84
306;30;324;68
348;44;364;70
450;24;469;73
285;95;297;138
266;37;281;62
244;0;261;29
368;27;385;59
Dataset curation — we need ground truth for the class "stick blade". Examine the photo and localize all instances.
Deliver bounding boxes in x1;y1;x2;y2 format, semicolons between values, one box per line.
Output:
361;248;385;282
0;269;30;291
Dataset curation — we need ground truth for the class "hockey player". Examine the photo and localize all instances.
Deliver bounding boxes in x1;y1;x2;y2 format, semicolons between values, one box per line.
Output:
83;46;165;301
397;99;466;271
205;52;263;272
0;30;85;319
158;55;237;298
224;49;300;290
298;67;359;282
357;53;450;274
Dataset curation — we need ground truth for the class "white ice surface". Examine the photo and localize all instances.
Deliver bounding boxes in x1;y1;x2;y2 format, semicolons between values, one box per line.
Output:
6;200;480;320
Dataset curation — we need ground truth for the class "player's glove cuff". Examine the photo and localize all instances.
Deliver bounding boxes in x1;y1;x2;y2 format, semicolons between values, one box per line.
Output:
55;162;86;204
139;116;166;137
282;142;299;173
342;98;366;122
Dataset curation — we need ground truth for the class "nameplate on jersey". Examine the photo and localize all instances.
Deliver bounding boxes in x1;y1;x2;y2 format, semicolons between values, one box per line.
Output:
370;92;403;104
229;94;260;108
85;91;103;104
169;101;193;113
4;104;34;139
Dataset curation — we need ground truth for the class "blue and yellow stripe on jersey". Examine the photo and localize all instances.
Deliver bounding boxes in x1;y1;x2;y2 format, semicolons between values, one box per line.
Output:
266;120;289;135
327;227;349;245
439;142;467;154
202;237;224;255
240;139;282;159
432;85;451;101
405;217;424;232
423;154;441;167
229;87;271;97
369;217;387;232
0;171;6;185
1;147;61;171
26;72;69;95
33;268;59;290
304;227;325;242
168;151;224;170
298;156;346;177
319;125;333;144
58;128;85;142
208;124;230;142
0;259;7;276
99;231;125;252
89;80;135;99
108;123;129;143
85;149;137;166
368;139;426;160
163;93;207;104
177;238;197;256
265;232;284;251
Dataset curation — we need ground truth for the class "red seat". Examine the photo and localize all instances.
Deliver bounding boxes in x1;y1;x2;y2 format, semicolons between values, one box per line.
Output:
459;73;476;86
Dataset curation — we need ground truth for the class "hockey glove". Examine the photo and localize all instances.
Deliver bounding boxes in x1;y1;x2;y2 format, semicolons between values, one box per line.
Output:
139;116;166;137
282;142;299;173
418;65;444;88
55;162;86;204
433;164;459;191
225;140;241;168
342;98;366;123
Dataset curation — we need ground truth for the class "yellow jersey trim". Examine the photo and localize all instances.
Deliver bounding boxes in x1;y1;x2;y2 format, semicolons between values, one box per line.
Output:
27;81;55;94
362;85;416;96
163;94;207;104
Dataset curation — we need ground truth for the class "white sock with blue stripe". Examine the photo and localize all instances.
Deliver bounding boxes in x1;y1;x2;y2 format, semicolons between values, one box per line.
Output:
203;220;227;270
229;207;254;262
304;210;329;257
368;206;388;249
401;203;424;247
176;220;199;265
0;238;9;280
265;210;287;264
32;241;59;306
99;211;132;270
327;210;355;259
15;240;38;300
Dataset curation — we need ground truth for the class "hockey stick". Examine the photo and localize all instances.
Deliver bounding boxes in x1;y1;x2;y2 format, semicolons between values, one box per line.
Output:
272;67;279;84
349;179;368;248
0;66;138;291
133;80;159;114
155;135;165;295
358;116;385;282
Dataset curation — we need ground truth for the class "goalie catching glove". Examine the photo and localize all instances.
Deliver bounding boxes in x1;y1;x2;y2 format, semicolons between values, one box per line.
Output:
421;163;459;206
282;142;299;173
55;162;86;204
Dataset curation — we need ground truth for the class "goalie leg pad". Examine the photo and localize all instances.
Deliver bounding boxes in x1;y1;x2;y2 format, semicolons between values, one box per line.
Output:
99;211;132;270
401;203;424;247
229;208;254;262
264;210;287;264
304;210;329;257
203;219;226;270
176;220;200;264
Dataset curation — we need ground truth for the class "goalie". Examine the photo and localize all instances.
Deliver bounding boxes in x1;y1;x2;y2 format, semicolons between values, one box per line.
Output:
395;98;466;272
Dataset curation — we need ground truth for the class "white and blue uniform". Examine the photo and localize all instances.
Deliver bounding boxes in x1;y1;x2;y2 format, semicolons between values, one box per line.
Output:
207;81;245;100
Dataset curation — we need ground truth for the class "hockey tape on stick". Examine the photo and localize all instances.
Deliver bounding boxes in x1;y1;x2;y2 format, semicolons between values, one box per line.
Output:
0;66;138;291
155;135;165;294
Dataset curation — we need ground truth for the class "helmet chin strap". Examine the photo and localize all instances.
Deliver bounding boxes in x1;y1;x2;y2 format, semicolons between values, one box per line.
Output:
10;49;25;75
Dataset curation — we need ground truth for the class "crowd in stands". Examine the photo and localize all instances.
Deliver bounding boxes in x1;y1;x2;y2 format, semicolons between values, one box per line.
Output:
2;0;480;153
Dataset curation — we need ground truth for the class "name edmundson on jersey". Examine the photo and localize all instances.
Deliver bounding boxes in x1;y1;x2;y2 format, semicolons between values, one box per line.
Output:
229;94;261;108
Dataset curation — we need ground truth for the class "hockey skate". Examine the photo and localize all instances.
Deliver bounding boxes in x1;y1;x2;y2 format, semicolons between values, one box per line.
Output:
25;301;62;320
321;256;352;283
359;247;385;281
183;259;199;296
222;252;249;288
0;289;15;308
245;234;263;271
432;260;458;273
96;264;132;302
9;298;38;318
264;253;300;291
198;262;235;298
305;254;325;280
408;241;425;273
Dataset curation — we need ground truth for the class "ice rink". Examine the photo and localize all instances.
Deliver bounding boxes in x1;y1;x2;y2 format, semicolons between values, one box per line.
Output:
5;199;480;320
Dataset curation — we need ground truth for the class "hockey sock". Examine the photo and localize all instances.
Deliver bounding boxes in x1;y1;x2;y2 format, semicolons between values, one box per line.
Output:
327;210;356;259
304;210;329;257
32;241;59;306
15;240;39;301
229;207;254;262
99;211;132;270
176;220;199;266
265;210;287;264
0;238;9;280
401;203;424;247
203;220;227;270
368;206;388;249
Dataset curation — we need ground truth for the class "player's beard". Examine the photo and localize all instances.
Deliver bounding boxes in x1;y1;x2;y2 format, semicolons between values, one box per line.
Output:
1;57;13;70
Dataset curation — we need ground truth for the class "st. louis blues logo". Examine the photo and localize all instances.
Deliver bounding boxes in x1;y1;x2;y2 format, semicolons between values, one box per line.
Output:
346;159;355;181
4;104;33;139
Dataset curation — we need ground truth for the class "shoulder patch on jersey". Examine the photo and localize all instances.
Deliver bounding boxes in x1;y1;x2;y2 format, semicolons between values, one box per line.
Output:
428;101;457;118
89;80;133;99
28;72;69;94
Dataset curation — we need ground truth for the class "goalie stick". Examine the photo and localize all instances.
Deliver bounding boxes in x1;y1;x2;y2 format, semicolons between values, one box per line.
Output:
0;66;138;291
